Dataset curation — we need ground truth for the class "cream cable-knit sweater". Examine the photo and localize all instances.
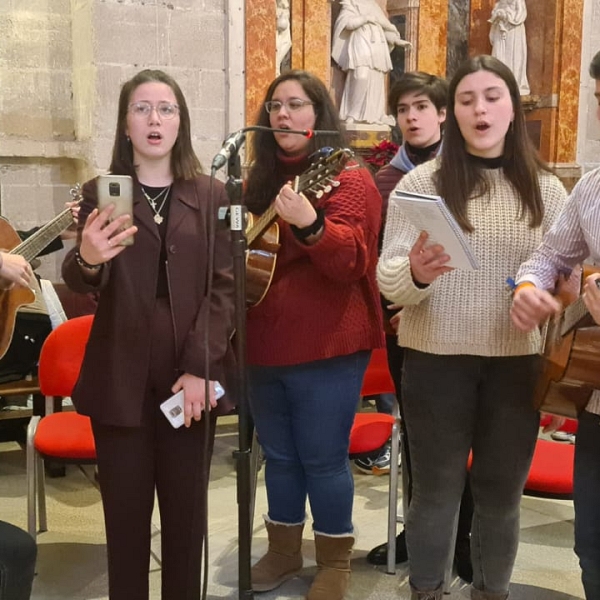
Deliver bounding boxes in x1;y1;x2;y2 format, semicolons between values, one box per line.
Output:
377;159;567;357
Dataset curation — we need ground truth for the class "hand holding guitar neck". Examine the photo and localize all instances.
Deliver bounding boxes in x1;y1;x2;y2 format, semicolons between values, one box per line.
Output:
0;254;33;290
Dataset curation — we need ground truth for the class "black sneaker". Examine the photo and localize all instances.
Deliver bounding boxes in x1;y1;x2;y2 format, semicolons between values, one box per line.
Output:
353;454;377;474
354;442;398;475
366;530;409;565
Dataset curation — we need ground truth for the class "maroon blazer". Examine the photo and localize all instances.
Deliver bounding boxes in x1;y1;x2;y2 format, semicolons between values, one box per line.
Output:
62;175;235;427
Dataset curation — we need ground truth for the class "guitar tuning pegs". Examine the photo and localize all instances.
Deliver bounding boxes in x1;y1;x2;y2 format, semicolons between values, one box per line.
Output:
70;183;82;200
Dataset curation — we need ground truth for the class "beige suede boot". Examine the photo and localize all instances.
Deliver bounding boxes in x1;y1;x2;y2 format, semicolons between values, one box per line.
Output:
306;533;354;600
251;519;304;592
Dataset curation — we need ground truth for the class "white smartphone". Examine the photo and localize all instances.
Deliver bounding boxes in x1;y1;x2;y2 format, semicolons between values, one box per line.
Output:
160;382;225;429
96;174;134;246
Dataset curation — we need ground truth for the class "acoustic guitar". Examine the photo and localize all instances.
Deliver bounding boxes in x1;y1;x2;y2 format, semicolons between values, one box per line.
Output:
0;185;82;360
245;147;353;307
534;265;600;417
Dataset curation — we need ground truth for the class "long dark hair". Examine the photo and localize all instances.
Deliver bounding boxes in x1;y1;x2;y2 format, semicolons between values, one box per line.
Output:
109;69;202;180
437;55;549;232
245;70;346;214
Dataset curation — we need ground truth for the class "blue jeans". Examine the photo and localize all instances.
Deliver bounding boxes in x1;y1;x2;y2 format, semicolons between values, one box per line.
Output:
574;410;600;600
402;350;540;595
249;351;370;535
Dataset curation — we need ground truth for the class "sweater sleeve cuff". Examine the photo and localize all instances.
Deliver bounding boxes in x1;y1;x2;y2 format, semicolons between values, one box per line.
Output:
377;256;432;305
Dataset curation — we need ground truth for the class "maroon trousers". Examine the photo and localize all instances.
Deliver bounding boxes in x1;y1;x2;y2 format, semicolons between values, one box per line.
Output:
91;298;216;600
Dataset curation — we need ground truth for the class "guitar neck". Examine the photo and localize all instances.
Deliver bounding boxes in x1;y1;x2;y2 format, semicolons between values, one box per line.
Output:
247;175;301;246
247;204;279;246
11;207;74;262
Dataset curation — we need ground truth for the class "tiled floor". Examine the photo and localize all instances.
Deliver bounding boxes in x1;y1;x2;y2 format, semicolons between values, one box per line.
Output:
0;415;585;600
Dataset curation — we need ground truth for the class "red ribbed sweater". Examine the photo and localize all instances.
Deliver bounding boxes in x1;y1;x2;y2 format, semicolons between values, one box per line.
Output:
246;154;385;366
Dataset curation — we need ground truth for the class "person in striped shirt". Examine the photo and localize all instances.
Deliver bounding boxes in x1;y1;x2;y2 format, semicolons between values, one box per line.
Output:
510;49;600;600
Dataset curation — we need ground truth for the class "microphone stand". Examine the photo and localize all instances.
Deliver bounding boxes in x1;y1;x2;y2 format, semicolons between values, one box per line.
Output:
217;142;255;600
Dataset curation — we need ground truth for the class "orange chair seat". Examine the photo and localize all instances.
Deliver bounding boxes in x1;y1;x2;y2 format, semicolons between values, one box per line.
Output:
525;438;574;498
34;412;96;460
349;413;395;456
467;438;574;499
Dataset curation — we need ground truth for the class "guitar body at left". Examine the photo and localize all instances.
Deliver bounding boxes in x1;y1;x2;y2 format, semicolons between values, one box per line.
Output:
246;220;280;308
0;219;36;361
0;185;81;359
534;265;600;417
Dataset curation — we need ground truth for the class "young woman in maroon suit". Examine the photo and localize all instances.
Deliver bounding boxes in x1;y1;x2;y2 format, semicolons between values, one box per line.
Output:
62;69;234;600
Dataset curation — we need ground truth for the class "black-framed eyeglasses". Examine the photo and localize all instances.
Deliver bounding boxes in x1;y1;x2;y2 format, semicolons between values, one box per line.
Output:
264;99;315;114
128;101;180;120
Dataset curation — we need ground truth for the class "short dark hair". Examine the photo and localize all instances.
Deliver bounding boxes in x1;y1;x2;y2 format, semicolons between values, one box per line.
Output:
589;51;600;80
387;71;449;114
109;69;202;180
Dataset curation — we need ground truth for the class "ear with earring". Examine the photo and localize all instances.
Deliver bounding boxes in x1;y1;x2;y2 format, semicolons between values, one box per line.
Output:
126;135;131;143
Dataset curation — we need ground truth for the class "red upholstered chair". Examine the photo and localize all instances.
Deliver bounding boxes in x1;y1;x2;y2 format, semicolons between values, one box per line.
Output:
349;347;402;574
523;417;578;500
26;315;95;538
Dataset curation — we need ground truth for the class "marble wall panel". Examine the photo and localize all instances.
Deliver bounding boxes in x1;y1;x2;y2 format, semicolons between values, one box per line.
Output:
469;0;494;56
555;0;584;164
447;0;470;78
246;0;276;126
296;0;331;85
417;0;447;75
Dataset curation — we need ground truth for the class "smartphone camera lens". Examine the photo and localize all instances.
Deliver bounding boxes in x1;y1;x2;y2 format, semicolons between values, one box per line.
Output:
108;182;121;196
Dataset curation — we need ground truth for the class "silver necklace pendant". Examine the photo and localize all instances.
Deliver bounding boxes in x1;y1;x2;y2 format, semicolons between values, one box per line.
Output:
153;214;164;225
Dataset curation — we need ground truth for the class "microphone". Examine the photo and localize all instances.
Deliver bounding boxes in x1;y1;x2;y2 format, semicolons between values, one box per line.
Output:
210;126;340;172
211;129;247;172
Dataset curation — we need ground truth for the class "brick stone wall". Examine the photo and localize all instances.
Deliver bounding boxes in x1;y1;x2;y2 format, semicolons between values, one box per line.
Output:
0;0;231;282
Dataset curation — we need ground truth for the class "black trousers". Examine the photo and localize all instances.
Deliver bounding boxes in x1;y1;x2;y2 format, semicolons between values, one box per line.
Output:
386;334;473;544
91;298;217;600
0;521;36;600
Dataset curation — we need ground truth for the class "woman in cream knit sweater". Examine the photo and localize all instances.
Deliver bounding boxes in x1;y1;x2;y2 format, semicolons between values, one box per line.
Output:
377;55;566;600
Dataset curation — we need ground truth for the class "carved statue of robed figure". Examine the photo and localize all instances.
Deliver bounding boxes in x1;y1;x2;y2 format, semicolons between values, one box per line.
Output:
332;0;410;124
489;0;530;95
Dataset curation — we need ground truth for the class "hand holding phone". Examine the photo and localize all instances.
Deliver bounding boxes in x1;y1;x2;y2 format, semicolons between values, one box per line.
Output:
160;382;225;429
97;175;134;246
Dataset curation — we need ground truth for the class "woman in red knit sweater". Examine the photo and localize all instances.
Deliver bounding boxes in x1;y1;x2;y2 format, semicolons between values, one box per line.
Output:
244;70;384;600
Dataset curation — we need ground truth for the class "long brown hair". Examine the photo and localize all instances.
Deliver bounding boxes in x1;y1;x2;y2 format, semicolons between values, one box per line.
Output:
437;55;550;232
244;70;346;214
109;69;202;180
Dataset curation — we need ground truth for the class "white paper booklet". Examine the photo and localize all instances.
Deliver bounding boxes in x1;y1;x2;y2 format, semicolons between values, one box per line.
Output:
390;190;480;270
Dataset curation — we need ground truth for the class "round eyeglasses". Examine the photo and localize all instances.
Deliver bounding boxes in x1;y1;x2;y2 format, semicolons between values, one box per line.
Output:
128;101;180;120
264;99;315;114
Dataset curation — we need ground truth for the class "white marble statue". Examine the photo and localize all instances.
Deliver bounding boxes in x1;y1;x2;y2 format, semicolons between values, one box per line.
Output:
489;0;530;95
331;0;410;124
276;0;292;76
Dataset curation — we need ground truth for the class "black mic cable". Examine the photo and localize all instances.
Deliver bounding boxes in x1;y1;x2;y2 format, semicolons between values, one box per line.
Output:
210;126;340;173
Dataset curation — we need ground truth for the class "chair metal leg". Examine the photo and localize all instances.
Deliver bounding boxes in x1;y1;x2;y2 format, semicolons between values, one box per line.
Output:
386;416;401;574
37;453;47;532
26;416;40;539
